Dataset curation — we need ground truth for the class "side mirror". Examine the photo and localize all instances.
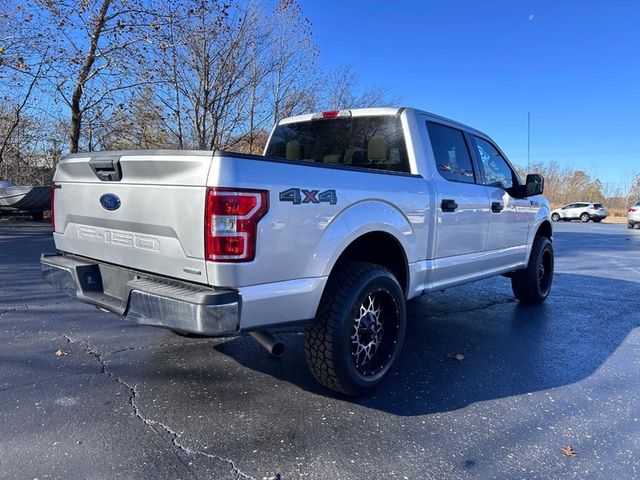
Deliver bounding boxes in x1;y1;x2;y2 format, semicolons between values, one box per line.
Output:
525;173;544;196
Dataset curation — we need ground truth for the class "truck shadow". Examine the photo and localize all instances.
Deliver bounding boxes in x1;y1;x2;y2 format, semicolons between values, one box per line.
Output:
214;272;640;416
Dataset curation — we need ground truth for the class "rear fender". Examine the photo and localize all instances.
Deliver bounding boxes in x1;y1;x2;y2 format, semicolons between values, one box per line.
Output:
305;200;414;279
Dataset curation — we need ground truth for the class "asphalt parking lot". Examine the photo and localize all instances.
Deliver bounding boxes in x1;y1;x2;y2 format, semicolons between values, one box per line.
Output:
1;221;639;479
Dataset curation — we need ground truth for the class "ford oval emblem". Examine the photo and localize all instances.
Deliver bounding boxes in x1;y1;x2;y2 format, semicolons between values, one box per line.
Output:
99;193;121;211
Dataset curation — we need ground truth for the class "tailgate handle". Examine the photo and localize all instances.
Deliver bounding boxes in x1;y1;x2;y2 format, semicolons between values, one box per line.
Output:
90;156;122;182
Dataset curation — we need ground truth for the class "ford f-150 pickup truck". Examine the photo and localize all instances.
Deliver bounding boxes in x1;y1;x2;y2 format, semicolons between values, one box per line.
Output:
42;107;553;396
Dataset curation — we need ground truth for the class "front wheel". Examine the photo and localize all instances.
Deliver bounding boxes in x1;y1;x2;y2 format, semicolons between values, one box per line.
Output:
580;213;590;223
304;261;406;396
629;223;636;229
511;236;554;304
551;213;560;222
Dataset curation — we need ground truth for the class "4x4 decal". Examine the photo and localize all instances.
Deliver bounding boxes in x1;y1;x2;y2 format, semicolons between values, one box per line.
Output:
279;188;337;205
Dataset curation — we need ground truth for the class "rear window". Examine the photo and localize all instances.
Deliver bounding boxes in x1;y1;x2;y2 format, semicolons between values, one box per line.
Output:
265;116;410;173
593;203;604;208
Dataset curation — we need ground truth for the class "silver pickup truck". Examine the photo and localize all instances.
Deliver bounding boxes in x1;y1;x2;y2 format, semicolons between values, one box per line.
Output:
42;107;553;395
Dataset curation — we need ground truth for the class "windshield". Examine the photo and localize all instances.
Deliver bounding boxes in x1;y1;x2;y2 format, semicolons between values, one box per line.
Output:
265;115;410;173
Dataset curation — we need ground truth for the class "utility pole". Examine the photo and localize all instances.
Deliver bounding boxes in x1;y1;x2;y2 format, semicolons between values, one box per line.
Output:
527;111;531;171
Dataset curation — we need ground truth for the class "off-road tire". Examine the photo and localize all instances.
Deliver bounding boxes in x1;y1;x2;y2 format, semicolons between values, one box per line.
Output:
580;213;590;223
551;213;560;222
304;261;406;396
511;235;554;304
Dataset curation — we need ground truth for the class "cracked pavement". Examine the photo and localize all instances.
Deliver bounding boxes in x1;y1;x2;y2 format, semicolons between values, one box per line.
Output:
1;220;640;479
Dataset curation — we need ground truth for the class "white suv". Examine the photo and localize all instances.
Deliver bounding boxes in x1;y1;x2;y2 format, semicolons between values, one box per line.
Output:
628;201;640;229
551;202;607;223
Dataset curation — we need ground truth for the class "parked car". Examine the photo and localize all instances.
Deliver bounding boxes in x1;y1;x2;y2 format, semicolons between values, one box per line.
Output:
41;107;553;396
550;202;607;223
628;201;640;229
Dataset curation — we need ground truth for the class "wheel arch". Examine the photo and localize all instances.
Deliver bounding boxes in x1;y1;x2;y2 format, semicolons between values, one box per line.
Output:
307;200;414;298
330;231;409;296
535;219;552;240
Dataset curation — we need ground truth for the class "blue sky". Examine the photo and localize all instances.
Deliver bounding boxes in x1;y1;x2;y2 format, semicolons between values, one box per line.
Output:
300;0;640;185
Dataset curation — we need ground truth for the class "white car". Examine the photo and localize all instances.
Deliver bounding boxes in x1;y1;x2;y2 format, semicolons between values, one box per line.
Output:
551;202;607;223
628;201;640;229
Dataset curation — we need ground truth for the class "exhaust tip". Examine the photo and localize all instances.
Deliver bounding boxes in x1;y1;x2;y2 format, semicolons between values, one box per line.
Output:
271;341;285;357
250;331;285;357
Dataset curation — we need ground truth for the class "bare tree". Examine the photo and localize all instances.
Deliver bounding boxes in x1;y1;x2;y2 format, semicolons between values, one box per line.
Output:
268;0;318;125
0;1;52;173
322;64;399;110
37;0;155;152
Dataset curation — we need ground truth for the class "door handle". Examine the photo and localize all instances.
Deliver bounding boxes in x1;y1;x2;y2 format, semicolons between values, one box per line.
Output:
441;199;458;212
491;201;504;213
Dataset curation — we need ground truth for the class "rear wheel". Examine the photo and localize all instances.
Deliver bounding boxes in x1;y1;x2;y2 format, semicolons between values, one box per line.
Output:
629;223;636;229
304;261;406;396
593;218;601;223
580;213;590;223
512;236;554;304
551;213;560;222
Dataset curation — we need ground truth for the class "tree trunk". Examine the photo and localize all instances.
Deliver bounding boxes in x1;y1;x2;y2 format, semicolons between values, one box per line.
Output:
69;0;112;153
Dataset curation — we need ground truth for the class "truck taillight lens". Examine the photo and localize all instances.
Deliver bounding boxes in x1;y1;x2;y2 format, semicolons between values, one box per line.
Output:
630;208;637;213
205;187;268;262
50;182;56;232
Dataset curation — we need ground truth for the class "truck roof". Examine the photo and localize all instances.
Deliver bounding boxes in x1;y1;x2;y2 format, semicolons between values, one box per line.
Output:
278;107;489;138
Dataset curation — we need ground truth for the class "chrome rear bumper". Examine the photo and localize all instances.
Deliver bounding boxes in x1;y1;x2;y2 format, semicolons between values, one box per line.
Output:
41;253;239;336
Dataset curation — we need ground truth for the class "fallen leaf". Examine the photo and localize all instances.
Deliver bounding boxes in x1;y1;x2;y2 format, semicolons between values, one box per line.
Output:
447;352;465;361
54;348;69;357
561;445;577;457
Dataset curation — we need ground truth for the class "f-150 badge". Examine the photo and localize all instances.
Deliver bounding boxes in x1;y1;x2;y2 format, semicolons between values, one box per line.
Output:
279;188;337;205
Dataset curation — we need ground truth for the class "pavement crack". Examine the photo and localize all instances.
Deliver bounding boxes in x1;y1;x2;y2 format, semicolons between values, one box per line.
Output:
62;334;255;480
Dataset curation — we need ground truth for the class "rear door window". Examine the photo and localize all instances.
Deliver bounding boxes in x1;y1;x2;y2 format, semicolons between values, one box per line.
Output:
426;122;475;183
265;115;410;173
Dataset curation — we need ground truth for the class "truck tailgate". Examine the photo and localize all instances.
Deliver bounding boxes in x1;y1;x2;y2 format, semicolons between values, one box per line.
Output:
52;151;214;284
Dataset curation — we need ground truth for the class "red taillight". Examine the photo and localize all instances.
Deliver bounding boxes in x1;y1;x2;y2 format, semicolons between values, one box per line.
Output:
50;182;56;232
322;110;340;118
205;187;268;262
629;208;637;213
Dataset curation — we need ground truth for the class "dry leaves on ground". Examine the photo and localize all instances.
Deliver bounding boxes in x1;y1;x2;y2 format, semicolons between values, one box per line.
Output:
54;348;69;357
447;352;465;361
561;445;577;457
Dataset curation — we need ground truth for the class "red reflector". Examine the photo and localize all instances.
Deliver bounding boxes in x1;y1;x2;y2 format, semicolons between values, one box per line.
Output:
209;235;246;256
322;110;340;118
